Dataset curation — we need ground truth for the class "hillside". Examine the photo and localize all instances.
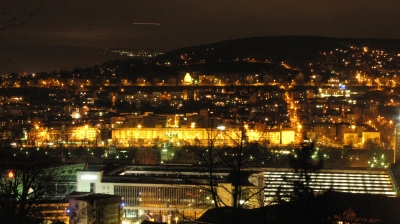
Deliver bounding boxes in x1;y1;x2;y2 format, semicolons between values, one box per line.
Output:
9;36;400;84
154;35;400;65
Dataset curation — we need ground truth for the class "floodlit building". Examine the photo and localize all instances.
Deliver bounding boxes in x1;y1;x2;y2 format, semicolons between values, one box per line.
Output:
31;201;70;224
183;73;193;85
281;129;295;145
111;126;296;147
362;129;380;144
31;125;98;147
343;132;359;147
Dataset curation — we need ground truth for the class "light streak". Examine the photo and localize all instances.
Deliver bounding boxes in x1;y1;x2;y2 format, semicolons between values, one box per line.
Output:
132;22;161;25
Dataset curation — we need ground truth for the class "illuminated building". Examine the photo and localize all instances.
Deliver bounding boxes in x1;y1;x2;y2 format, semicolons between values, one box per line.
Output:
343;132;359;146
27;201;70;224
70;126;97;143
361;129;380;143
76;165;262;223
28;125;97;146
75;164;399;223
318;87;350;98
183;72;193;85
111;127;296;147
281;129;295;145
9;163;86;223
260;131;281;145
263;168;396;202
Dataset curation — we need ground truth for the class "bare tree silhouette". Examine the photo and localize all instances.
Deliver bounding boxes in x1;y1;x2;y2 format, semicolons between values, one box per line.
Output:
0;0;43;31
178;117;273;224
0;147;65;223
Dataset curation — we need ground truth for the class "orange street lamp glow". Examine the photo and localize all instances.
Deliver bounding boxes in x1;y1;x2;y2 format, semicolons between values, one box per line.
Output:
7;171;14;179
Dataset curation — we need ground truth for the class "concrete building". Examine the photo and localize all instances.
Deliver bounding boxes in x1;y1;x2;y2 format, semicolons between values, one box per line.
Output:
22;162;400;224
73;164;399;223
76;165;262;223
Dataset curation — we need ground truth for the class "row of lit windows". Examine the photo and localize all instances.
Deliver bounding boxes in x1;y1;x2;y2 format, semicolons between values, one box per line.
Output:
114;185;213;210
263;170;396;200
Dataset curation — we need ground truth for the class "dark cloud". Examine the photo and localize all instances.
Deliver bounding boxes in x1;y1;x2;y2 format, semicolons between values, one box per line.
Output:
1;0;400;72
5;0;400;49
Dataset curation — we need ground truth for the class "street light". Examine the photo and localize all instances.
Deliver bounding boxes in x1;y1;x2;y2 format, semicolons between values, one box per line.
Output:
7;171;14;179
217;125;225;131
118;202;125;224
7;170;14;207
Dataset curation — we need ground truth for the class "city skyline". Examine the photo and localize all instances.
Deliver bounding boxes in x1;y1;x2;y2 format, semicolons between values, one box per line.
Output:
2;2;400;223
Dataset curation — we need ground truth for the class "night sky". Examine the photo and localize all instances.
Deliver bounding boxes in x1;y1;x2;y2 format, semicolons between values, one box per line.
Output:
1;0;400;73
